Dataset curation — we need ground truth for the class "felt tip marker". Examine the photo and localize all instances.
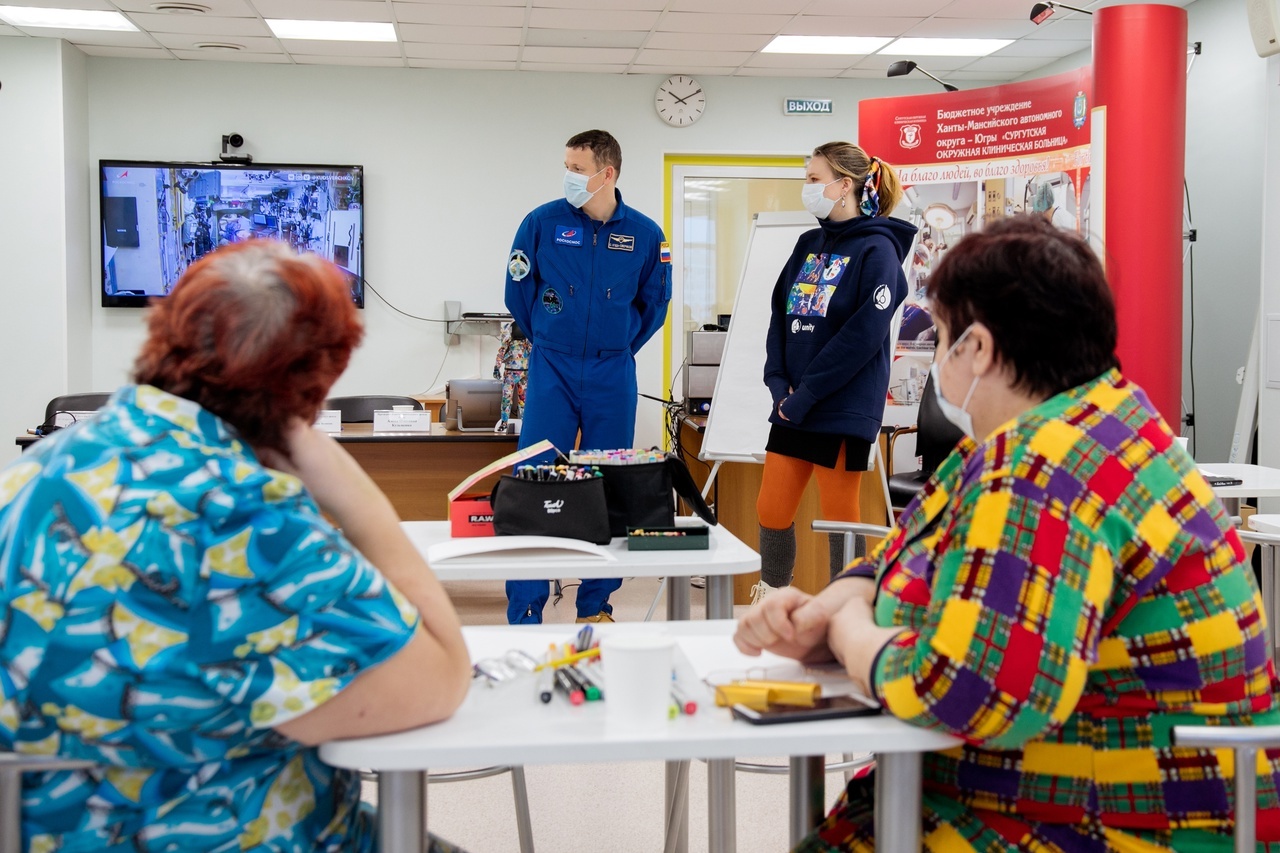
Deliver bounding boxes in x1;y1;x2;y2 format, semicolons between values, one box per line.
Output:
554;668;584;705
567;665;602;701
536;665;554;704
670;684;697;715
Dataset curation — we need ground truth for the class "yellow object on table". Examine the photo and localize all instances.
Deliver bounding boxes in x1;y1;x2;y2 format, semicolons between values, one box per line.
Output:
712;679;821;711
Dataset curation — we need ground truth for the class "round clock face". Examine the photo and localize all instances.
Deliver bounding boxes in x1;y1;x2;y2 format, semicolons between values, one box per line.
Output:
655;75;705;127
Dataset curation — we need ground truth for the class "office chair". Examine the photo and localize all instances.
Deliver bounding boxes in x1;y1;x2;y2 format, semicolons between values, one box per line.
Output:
43;392;112;426
324;395;422;423
885;370;964;514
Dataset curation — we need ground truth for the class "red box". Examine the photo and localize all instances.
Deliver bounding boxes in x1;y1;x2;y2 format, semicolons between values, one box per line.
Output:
447;440;556;538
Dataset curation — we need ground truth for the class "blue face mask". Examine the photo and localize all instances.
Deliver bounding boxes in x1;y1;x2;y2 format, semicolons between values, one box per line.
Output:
564;167;605;209
929;325;980;439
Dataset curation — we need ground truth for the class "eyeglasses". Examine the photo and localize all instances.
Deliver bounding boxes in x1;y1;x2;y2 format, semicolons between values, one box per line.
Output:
472;649;541;686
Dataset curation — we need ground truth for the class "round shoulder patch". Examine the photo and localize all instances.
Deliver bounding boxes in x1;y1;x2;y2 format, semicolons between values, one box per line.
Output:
542;287;563;314
508;250;530;282
873;283;892;310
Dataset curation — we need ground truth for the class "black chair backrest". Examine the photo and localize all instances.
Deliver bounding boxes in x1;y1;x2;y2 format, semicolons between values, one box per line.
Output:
324;395;423;423
44;393;112;426
916;370;965;474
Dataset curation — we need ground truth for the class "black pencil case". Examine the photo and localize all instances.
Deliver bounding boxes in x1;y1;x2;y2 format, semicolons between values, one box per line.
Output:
597;454;717;539
489;475;611;545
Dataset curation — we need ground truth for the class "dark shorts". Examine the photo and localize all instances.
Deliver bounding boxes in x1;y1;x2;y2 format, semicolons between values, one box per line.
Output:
766;423;873;471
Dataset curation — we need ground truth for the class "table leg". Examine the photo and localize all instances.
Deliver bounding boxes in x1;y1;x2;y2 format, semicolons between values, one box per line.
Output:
788;756;825;846
1262;544;1277;659
707;758;736;853
706;575;733;620
1;767;20;853
874;752;922;853
664;760;689;853
667;576;691;621
378;770;426;853
1223;497;1241;519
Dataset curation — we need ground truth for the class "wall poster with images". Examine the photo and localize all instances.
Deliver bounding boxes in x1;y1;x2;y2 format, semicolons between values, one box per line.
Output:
860;65;1093;475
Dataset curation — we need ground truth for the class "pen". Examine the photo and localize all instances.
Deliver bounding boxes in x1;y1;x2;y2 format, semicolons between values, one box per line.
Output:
670;684;697;715
554;668;584;705
568;665;602;701
537;646;555;704
534;647;601;671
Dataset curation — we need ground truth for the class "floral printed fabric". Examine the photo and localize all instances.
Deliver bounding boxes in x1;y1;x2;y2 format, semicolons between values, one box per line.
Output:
0;385;420;851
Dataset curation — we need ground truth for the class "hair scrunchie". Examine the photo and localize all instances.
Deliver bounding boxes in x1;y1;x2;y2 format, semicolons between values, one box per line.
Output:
860;157;881;217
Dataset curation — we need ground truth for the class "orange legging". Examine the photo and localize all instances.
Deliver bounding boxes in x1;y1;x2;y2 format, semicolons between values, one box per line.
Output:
757;445;863;530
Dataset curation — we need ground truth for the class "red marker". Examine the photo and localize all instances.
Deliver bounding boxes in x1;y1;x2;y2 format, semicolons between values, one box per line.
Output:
554;668;584;705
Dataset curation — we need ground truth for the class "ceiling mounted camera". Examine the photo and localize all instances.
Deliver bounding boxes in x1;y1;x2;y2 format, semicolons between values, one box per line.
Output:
219;133;252;163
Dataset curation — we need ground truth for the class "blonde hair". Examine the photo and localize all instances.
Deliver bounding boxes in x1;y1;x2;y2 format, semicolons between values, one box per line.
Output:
811;141;903;217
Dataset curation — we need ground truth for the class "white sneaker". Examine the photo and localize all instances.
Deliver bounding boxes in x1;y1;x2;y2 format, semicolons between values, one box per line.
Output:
749;579;778;605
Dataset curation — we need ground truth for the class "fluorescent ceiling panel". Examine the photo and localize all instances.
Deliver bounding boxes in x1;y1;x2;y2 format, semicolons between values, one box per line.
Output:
762;35;893;54
265;18;396;41
879;36;1013;55
0;6;137;31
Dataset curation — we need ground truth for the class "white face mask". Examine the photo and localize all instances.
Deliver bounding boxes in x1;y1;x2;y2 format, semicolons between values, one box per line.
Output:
929;325;981;438
801;178;842;219
564;167;605;209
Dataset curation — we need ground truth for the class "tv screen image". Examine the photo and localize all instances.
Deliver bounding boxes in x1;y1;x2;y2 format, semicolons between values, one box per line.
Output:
99;160;364;307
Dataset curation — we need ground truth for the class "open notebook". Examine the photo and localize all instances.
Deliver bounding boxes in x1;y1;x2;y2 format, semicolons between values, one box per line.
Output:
426;535;616;566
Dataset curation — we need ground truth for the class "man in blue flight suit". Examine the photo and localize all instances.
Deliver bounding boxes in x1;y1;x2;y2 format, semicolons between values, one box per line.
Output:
503;129;672;625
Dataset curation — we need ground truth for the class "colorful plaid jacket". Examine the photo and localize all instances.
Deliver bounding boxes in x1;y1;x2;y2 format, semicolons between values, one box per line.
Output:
842;370;1280;837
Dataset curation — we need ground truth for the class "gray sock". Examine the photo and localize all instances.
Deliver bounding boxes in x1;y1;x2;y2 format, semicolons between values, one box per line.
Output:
759;523;796;587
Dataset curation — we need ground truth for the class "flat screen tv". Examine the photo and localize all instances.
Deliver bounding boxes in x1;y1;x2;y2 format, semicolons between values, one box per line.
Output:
99;160;364;307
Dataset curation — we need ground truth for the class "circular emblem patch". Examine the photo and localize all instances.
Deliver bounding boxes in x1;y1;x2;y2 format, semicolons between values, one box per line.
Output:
542;288;563;314
508;250;530;281
873;284;892;310
790;318;800;333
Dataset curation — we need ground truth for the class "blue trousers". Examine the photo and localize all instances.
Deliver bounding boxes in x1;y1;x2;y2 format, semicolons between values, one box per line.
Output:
506;346;636;624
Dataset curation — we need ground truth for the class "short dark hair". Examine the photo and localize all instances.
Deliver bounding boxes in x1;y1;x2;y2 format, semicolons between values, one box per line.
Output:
566;129;622;177
926;215;1119;398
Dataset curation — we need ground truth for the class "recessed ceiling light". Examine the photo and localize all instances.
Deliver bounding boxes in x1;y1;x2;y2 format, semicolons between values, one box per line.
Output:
762;35;894;55
0;5;138;31
193;41;243;51
151;2;211;13
879;38;1014;57
265;19;396;42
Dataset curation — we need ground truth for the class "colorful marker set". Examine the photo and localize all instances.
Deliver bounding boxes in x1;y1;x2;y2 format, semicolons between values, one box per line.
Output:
513;463;602;482
569;448;666;466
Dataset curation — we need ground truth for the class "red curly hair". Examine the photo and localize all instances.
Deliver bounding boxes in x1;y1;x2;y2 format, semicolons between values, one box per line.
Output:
133;240;364;452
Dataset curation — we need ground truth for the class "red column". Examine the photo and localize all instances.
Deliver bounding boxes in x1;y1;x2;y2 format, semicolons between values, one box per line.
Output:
1094;5;1187;428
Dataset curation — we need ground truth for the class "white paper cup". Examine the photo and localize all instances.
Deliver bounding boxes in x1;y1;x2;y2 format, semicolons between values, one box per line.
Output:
1175;436;1190;451
601;635;675;730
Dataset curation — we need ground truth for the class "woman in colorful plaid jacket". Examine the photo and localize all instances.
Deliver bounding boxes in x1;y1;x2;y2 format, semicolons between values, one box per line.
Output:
736;215;1280;852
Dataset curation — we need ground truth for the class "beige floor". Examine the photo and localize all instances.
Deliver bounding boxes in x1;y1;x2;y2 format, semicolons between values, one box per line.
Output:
362;576;857;853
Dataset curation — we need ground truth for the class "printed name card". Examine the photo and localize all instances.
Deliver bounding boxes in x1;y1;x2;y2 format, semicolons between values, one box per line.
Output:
313;410;342;433
373;409;432;432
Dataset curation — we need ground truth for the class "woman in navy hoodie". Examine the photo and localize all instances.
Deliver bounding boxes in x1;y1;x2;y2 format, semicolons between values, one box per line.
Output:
753;142;915;602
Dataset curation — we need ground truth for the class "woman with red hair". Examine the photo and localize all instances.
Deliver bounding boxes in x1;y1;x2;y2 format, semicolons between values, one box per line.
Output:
0;241;470;851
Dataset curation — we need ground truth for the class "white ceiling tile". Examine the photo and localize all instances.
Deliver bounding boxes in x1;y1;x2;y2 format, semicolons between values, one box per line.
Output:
151;32;281;50
121;13;270;35
745;53;857;69
906;17;1038;38
636;48;753;66
946;68;1022;80
934;0;1040;20
524;28;648;48
251;0;392;21
784;16;922;37
656;12;793;35
992;37;1088;55
528;8;660;30
839;67;899;78
520;45;637;64
52;29;158;46
401;41;517;59
74;43;174;57
529;0;665;9
278;38;401;55
112;0;257;14
1024;17;1094;39
169;49;290;61
391;4;525;26
804;0;952;16
644;31;766;51
734;66;841;77
292;54;406;65
1;0;113;9
670;0;808;12
398;22;520;43
406;57;518;69
630;63;739;76
516;61;629;73
852;53;970;71
958;53;1053;72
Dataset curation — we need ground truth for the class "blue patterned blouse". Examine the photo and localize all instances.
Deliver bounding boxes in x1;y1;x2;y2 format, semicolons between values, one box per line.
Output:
0;386;420;851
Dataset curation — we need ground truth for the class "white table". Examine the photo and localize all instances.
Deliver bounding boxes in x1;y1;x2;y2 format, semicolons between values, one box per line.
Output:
1199;463;1280;515
405;519;760;852
320;621;960;853
404;518;760;621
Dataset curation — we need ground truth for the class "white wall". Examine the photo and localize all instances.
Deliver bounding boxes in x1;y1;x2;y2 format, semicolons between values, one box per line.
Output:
0;39;78;465
1259;54;1280;482
80;59;948;449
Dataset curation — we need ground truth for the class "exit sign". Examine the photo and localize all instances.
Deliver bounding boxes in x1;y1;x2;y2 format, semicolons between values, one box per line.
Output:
784;98;833;115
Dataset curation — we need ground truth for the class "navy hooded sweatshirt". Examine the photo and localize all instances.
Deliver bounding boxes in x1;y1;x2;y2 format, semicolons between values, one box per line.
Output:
763;214;916;442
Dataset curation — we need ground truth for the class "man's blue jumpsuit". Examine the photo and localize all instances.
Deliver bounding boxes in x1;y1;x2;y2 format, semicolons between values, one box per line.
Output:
503;190;671;623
